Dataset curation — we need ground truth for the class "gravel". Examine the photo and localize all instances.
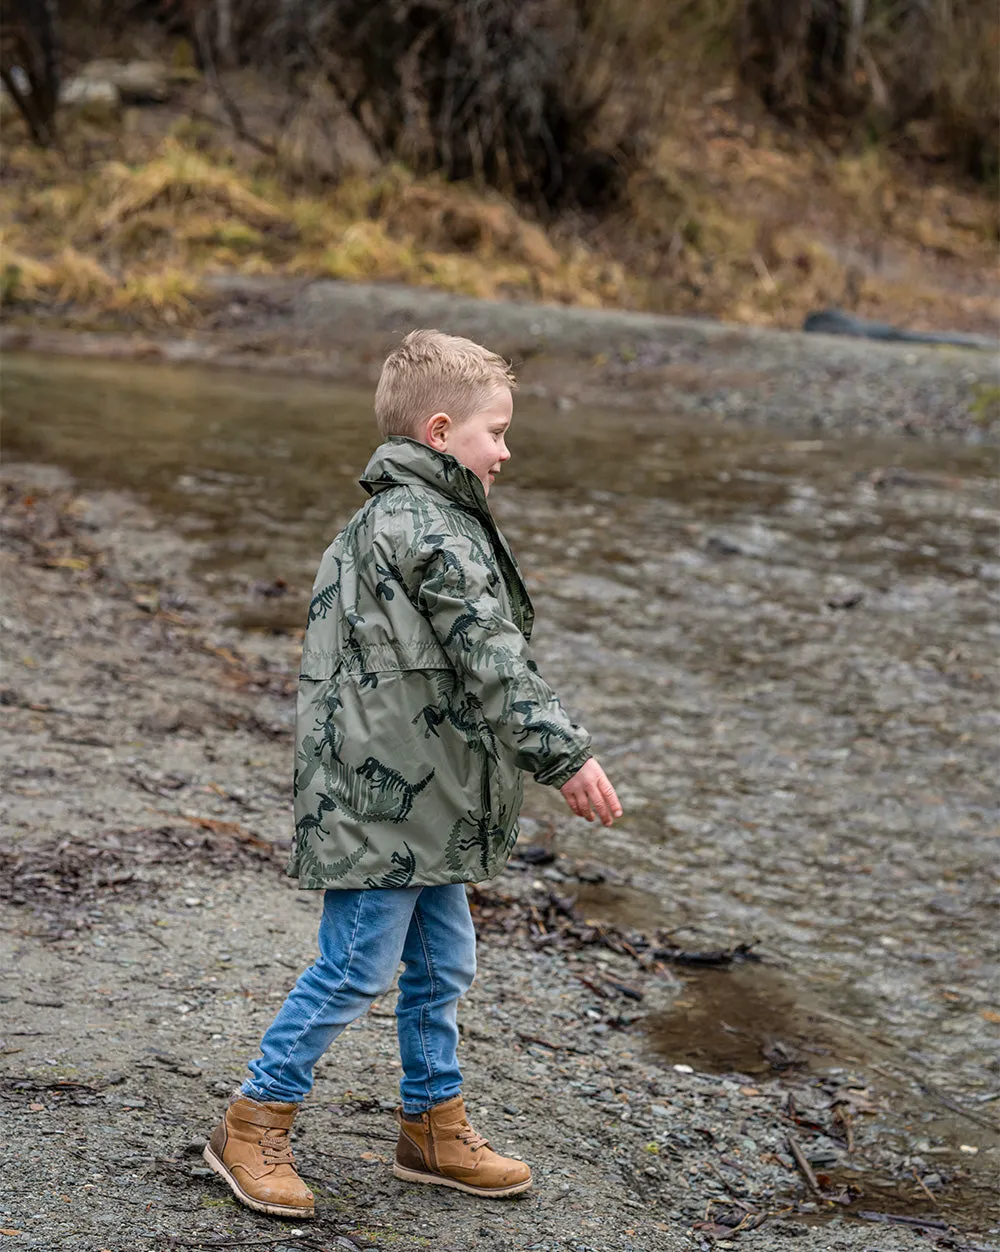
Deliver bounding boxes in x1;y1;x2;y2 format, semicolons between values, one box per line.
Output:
1;456;997;1251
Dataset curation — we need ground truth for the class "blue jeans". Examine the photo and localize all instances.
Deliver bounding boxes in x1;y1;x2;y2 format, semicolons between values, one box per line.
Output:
242;885;476;1113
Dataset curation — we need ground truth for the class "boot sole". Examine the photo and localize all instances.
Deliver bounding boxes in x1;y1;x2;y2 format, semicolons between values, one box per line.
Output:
202;1145;315;1219
393;1161;532;1197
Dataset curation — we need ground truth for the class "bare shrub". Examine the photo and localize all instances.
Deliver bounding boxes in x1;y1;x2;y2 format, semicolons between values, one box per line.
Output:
1;0;60;145
739;0;998;178
182;0;665;211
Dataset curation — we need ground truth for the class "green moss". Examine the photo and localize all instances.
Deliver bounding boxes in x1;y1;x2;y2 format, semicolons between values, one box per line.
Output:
2;263;23;303
970;384;1000;427
212;222;265;250
349;1227;433;1247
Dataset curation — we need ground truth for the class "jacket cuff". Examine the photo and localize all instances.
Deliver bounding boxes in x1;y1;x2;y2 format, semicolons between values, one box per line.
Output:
534;743;593;790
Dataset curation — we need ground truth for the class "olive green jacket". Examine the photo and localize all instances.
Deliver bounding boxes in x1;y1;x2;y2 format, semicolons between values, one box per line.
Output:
287;438;592;890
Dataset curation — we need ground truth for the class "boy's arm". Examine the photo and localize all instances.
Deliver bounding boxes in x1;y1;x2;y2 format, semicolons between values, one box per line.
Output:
413;530;592;788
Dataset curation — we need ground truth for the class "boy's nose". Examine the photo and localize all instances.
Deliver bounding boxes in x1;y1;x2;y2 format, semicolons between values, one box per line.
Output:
498;442;511;462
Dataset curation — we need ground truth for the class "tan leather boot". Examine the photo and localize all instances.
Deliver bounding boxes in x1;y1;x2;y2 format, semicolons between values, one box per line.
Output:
393;1095;532;1197
203;1094;315;1218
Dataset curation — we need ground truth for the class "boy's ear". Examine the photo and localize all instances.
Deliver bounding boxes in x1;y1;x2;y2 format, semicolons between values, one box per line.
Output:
425;412;451;451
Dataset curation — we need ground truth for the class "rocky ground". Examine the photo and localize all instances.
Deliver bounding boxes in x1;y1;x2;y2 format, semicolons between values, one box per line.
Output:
1;450;998;1252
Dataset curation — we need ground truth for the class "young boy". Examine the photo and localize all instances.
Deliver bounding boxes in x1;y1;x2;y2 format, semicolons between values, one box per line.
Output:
204;329;622;1218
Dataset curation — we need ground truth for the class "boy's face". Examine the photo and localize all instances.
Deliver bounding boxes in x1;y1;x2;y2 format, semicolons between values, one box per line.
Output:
424;386;512;496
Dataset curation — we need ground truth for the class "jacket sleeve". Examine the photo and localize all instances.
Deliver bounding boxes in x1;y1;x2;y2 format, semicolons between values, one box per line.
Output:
411;527;592;788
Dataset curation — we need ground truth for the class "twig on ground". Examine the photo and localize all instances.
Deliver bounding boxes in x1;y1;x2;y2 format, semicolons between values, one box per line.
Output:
786;1133;823;1199
911;1168;938;1205
654;941;761;967
575;974;610;999
707;1159;745;1198
154;812;277;853
516;1031;586;1054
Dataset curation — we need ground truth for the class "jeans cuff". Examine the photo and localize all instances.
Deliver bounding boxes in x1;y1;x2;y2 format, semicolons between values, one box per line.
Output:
400;1086;462;1115
240;1080;303;1105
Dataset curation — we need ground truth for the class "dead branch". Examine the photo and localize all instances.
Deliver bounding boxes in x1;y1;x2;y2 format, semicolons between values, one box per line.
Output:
193;6;278;158
786;1133;823;1199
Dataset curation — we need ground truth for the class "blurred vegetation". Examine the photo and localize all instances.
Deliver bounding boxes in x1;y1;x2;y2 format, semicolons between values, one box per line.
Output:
1;0;996;331
739;0;997;181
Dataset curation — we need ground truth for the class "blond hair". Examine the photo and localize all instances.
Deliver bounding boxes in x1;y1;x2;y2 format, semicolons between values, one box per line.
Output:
374;329;517;438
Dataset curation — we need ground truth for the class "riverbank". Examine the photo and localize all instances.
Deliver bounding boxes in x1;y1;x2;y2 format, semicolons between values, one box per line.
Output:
2;277;998;443
2;445;998;1251
3;49;996;344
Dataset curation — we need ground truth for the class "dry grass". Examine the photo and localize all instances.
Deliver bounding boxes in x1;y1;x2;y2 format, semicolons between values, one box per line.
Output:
599;92;998;331
0;94;995;334
0;117;633;322
98;141;282;231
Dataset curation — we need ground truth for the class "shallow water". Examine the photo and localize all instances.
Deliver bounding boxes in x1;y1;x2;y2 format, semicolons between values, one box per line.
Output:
4;353;999;1136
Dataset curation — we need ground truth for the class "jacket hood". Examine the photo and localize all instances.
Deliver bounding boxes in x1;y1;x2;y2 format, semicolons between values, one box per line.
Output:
359;437;489;516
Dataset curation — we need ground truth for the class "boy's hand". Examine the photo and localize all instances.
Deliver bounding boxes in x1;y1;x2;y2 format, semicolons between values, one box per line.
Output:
559;759;622;827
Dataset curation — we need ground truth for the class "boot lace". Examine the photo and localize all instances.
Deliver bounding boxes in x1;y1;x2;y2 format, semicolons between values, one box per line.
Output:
455;1124;489;1153
261;1129;295;1166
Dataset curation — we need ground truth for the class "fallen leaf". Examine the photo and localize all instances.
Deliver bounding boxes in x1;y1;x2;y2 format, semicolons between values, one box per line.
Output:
28;1102;45;1112
981;1010;1000;1024
1;1231;23;1237
45;556;90;571
359;1151;386;1162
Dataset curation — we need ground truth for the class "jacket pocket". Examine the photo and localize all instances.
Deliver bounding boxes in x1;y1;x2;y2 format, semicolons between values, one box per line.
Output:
299;639;450;681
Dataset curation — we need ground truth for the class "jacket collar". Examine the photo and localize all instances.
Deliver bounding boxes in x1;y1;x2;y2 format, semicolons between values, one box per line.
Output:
360;437;489;516
359;437;534;639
